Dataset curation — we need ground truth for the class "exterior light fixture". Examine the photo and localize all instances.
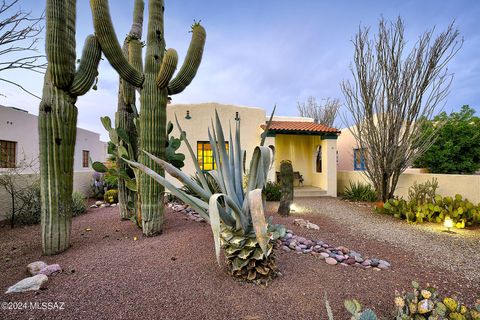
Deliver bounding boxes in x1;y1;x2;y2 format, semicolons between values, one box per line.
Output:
289;203;297;213
444;215;453;232
185;110;191;119
235;111;240;121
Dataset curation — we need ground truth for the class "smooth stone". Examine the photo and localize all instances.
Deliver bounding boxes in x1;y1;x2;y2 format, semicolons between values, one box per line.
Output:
325;257;337;265
316;240;324;246
298;244;307;249
38;264;62;276
289;242;297;249
111;203;117;207
379;260;391;267
370;259;380;267
105;203;111;207
284;233;293;239
311;252;321;257
322;244;329;248
27;261;48;276
354;256;364;263
320;252;330;258
99;204;106;208
340;263;349;266
346;257;356;265
304;240;313;246
362;259;371;266
363;265;372;269
303;249;312;254
5;274;48;293
95;201;103;206
378;263;389;270
295;247;302;252
337;246;350;254
286;229;293;234
373;267;381;271
90;205;98;208
313;245;322;251
282;246;291;252
335;255;346;262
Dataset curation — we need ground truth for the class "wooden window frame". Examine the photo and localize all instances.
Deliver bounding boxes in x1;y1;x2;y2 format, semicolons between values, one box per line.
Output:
0;140;17;168
82;150;90;168
197;141;229;172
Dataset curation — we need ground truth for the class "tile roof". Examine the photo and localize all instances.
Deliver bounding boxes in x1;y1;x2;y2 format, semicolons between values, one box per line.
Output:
263;121;341;134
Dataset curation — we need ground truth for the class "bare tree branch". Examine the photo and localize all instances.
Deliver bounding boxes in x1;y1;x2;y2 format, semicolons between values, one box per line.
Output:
341;17;462;201
0;0;45;98
297;96;341;127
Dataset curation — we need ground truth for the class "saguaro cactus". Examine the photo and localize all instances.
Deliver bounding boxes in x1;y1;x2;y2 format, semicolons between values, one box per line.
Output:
277;160;294;216
39;0;101;255
90;0;206;236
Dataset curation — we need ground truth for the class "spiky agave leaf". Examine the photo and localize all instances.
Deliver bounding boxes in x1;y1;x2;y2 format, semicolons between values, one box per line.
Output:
248;189;269;255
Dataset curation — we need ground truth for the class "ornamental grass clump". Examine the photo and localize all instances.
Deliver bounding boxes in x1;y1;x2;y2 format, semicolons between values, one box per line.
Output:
127;110;285;283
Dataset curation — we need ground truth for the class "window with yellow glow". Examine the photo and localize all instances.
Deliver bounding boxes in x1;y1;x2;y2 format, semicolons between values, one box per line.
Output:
197;141;228;171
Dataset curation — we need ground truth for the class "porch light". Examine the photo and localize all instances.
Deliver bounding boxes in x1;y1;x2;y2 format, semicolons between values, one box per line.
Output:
444;216;453;232
289;203;297;213
185;110;191;119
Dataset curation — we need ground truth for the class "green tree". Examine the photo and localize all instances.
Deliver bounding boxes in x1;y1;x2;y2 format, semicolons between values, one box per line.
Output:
414;105;480;174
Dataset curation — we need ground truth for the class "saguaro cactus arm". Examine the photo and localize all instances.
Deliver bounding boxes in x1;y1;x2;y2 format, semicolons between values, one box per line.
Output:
46;0;76;89
167;23;206;95
70;35;102;96
90;0;145;87
156;48;178;88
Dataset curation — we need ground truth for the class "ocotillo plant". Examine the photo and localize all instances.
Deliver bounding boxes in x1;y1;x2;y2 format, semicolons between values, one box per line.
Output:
90;0;206;236
39;0;101;255
277;160;294;216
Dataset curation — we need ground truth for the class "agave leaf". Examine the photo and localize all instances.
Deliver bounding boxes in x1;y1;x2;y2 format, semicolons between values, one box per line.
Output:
260;104;276;146
246;146;272;193
229;236;246;247
234;120;244;202
344;299;359;314
229;123;236;191
238;248;254;259
248;189;269;255
324;293;334;320
208;194;224;266
224;246;240;256
232;257;249;271
214;110;241;206
174;114;210;191
143;150;212;201
208;129;227;194
251;248;264;260
125;158;209;218
244;238;258;248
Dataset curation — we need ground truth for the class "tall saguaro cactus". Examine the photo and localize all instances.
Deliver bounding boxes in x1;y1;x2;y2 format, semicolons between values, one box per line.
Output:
115;1;144;220
90;0;206;236
39;0;101;255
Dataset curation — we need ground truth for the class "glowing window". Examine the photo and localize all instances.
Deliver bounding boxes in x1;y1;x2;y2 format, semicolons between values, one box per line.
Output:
197;141;229;171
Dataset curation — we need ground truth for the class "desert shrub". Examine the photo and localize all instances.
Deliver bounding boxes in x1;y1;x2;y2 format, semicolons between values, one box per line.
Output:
104;189;119;204
379;194;480;228
72;191;87;216
13;182;42;225
343;181;377;202
264;181;281;201
408;178;438;205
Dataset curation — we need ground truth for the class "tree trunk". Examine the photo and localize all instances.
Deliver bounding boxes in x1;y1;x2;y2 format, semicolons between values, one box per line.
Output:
39;80;77;255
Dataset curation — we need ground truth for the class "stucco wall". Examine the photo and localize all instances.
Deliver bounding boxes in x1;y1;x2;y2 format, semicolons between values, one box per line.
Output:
337;126;357;171
338;170;480;203
0;105;107;174
166;103;266;184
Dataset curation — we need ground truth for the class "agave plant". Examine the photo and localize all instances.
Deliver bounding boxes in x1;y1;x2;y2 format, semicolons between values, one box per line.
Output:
126;109;285;283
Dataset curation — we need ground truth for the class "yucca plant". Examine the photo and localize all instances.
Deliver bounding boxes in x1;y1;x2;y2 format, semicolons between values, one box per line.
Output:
126;110;285;283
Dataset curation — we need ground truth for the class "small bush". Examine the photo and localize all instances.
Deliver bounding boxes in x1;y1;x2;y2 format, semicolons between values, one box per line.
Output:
408;178;438;205
72;191;87;216
91;171;105;199
104;189;119;204
343;181;377;202
264;181;282;201
13;183;42;225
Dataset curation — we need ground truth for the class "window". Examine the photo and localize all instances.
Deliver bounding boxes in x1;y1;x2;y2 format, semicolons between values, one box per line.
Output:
82;150;89;168
315;145;322;173
354;148;366;170
197;141;228;171
0;140;16;168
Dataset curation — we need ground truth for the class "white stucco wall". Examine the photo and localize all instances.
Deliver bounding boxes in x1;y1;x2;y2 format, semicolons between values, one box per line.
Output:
0;105;107;221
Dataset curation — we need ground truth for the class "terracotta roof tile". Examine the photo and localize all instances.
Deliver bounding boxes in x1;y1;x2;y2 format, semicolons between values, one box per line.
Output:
262;121;341;134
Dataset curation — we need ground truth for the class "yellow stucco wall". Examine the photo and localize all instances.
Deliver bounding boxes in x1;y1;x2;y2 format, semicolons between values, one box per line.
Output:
338;170;480;203
274;134;337;196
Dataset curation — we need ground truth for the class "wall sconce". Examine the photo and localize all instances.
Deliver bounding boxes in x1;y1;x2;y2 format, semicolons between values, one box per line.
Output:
235;111;240;121
185;110;191;119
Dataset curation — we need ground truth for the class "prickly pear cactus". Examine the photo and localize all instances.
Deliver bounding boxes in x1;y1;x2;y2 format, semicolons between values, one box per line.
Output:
90;0;206;236
39;0;101;255
277;160;294;216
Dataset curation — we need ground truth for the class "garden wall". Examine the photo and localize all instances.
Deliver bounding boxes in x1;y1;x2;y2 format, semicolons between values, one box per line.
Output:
0;171;93;221
338;170;480;203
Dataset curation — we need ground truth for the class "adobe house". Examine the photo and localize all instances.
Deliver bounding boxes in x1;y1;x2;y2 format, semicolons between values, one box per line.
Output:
167;103;341;197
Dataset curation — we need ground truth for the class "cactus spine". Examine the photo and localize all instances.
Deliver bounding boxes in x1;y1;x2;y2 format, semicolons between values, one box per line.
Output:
90;0;206;236
277;160;294;216
39;0;101;255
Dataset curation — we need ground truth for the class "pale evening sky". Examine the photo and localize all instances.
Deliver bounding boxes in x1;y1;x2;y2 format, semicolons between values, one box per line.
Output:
1;0;479;141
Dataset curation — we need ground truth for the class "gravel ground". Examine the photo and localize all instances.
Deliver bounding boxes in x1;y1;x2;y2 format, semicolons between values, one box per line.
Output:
0;200;478;320
275;197;480;284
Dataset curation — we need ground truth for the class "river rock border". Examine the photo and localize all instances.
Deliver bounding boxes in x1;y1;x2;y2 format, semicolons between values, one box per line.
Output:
169;203;391;270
